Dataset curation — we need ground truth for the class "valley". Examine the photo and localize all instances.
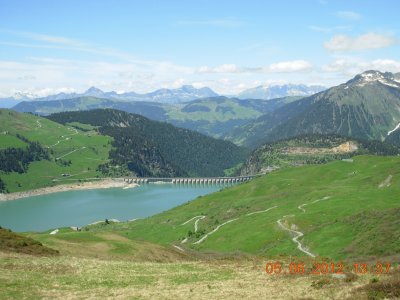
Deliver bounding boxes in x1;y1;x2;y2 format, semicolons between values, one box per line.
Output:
1;12;400;297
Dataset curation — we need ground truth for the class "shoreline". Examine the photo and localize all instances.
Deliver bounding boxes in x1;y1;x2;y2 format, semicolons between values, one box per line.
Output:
0;179;139;202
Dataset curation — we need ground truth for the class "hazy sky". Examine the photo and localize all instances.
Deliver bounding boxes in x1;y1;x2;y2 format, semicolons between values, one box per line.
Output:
0;0;399;97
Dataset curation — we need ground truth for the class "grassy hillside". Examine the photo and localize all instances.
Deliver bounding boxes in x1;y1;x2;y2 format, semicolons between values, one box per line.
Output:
166;96;302;138
2;155;400;298
0;109;112;192
48;109;248;177
62;155;400;261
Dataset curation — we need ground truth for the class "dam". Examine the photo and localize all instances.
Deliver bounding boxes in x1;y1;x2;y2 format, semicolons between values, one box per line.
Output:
123;176;255;185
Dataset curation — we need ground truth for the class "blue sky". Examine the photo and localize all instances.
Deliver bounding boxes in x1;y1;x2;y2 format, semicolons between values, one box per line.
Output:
0;0;399;97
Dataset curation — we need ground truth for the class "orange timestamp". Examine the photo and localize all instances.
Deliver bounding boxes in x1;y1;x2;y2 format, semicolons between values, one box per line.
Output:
265;261;392;275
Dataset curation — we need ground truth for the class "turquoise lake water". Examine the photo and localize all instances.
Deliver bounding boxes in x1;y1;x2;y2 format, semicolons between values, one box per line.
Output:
0;184;227;232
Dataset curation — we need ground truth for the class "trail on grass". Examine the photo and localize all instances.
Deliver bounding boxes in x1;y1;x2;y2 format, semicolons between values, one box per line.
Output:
193;218;239;245
298;196;331;213
56;147;86;160
46;127;79;149
378;175;392;188
190;206;278;245
181;216;205;226
180;216;206;244
277;215;316;258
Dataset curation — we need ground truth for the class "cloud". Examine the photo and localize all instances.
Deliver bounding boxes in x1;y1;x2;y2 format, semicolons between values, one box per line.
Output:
322;57;400;75
324;33;396;52
266;60;313;73
197;60;312;74
335;11;361;21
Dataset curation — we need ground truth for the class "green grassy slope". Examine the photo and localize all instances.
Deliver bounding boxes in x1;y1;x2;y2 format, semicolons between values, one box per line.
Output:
0;109;112;192
70;155;400;260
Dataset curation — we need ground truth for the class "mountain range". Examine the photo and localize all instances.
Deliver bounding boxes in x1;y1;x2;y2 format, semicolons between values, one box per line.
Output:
0;85;218;106
12;95;302;138
228;70;400;148
0;83;326;108
237;83;326;100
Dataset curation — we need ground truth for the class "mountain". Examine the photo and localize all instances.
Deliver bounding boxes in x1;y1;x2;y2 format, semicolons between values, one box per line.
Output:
47;109;248;177
239;134;400;176
162;96;301;137
228;70;400;148
2;85;218;104
12;97;168;120
0;98;22;108
0;108;247;192
237;84;326;100
12;95;302;139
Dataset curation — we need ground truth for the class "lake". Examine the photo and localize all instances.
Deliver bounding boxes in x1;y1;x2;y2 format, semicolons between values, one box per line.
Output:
0;183;228;232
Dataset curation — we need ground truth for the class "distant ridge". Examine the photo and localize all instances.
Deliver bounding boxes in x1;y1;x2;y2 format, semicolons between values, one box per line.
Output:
0;85;218;105
236;84;326;100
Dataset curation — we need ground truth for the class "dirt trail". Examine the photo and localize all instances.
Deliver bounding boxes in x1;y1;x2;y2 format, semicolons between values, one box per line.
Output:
193;218;239;245
185;206;278;245
56;146;86;160
298;196;331;213
378;175;392;188
172;245;185;252
180;215;206;244
194;216;206;232
277;216;316;258
246;206;278;216
181;216;205;226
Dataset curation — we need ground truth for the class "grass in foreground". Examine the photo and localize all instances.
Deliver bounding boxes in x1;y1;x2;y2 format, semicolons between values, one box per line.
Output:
2;250;391;300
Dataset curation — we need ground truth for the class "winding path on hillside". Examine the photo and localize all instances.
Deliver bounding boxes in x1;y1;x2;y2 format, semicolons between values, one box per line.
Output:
297;196;331;213
184;206;278;245
276;215;316;258
46;127;79;149
193;218;240;245
275;196;331;257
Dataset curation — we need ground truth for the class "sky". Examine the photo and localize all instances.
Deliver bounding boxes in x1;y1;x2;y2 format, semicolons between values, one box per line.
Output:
0;0;400;97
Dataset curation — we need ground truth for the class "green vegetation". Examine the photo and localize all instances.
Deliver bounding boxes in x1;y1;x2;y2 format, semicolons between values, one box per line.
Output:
13;95;301;139
0;135;49;174
239;134;400;175
228;71;400;148
63;155;400;260
0;227;58;256
0;109;112;192
2;154;400;298
48;109;248;177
